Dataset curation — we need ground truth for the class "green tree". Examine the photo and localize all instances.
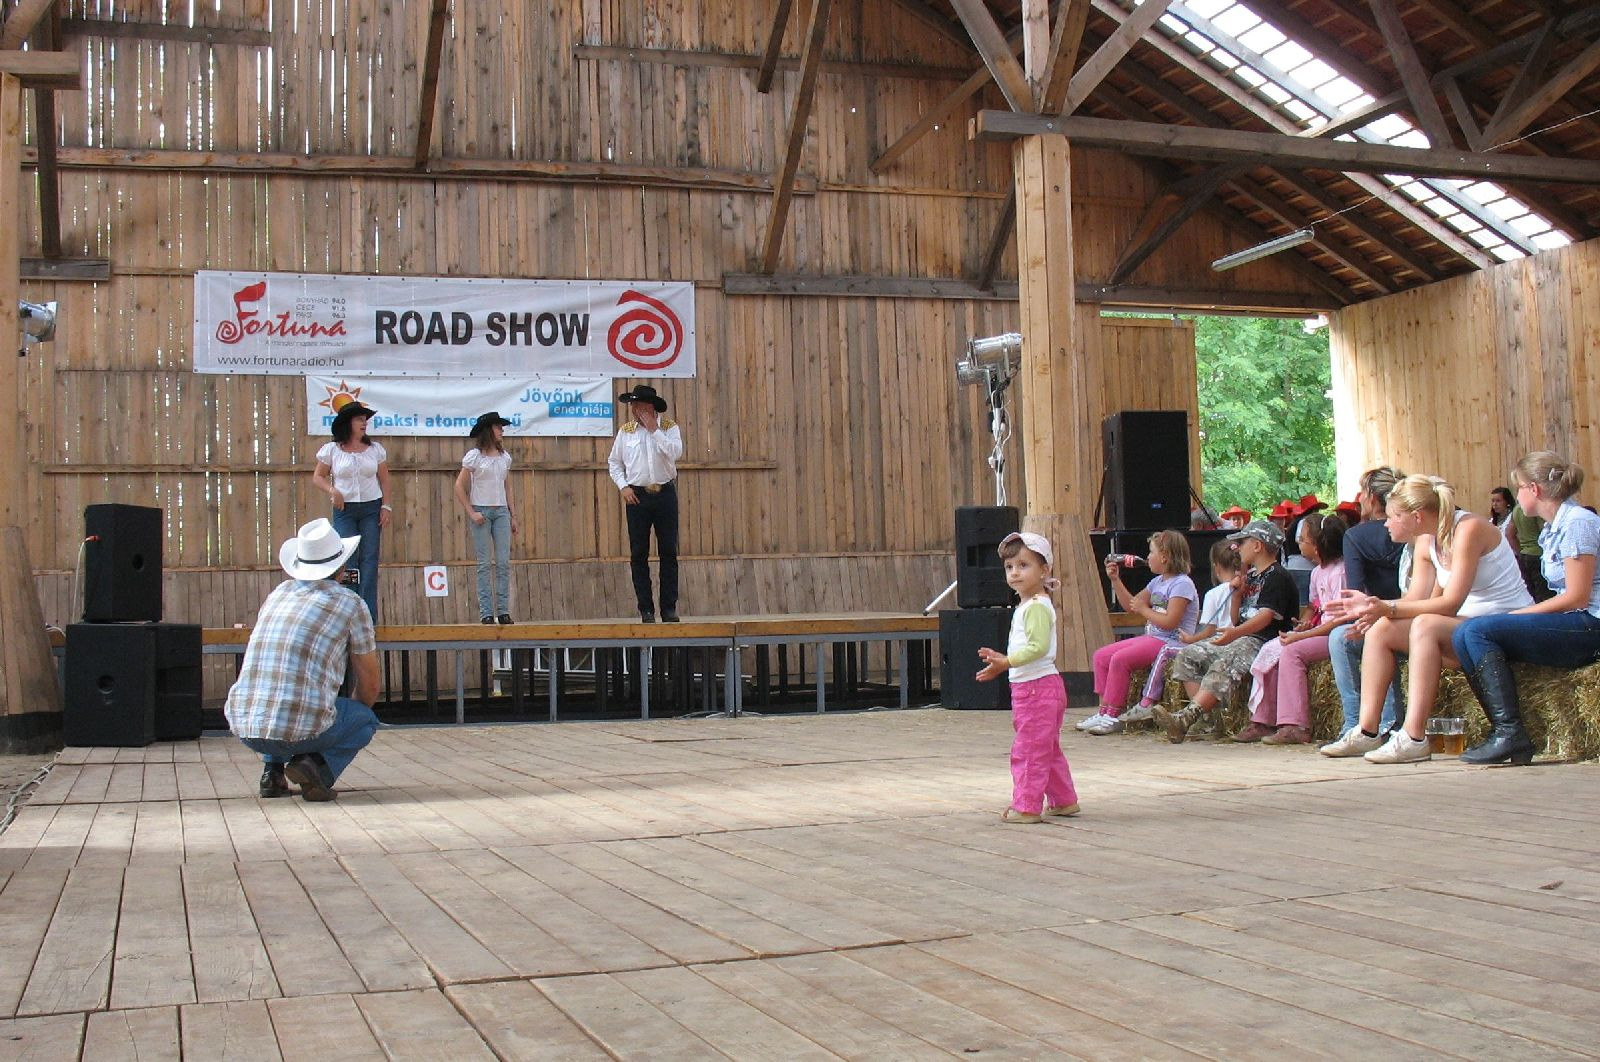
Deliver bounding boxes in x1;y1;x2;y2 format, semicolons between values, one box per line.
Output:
1194;315;1334;517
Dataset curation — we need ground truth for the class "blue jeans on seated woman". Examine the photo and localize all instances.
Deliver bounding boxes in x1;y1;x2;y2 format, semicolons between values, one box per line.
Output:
1328;623;1401;735
332;498;382;621
1453;609;1600;674
238;697;380;782
470;505;512;618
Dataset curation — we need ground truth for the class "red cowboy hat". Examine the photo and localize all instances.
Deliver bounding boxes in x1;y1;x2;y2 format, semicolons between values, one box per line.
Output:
1269;500;1295;519
1335;498;1361;519
1295;493;1327;514
1220;505;1251;520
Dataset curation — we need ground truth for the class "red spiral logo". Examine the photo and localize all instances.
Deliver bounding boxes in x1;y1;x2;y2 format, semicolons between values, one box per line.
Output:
607;289;683;371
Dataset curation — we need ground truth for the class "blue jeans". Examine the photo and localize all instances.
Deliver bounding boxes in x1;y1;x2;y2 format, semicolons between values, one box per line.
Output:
239;697;380;782
1453;610;1600;674
1329;623;1401;734
470;505;511;617
332;498;382;621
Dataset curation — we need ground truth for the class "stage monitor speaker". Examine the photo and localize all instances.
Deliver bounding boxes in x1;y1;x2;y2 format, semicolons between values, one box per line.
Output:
939;608;1013;710
63;623;202;746
64;624;156;747
83;504;163;622
955;506;1020;608
1102;411;1190;531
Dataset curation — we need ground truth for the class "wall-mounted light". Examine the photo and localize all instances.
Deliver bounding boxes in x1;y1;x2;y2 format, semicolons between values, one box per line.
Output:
1211;229;1315;272
19;301;57;349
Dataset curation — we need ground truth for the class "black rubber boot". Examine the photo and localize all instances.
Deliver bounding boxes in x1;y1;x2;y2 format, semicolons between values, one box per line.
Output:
1460;649;1535;765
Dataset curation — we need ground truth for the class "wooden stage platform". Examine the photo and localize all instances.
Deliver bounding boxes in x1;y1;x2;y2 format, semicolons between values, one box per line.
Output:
3;709;1599;1058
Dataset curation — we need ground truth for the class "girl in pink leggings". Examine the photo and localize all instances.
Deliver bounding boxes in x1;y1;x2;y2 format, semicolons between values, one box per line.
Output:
1083;530;1198;735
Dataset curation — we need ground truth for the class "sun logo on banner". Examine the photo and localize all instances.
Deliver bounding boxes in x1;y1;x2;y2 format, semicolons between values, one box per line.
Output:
316;380;365;416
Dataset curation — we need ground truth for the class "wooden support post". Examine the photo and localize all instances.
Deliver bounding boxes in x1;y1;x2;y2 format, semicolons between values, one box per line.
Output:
1012;134;1110;671
0;73;62;751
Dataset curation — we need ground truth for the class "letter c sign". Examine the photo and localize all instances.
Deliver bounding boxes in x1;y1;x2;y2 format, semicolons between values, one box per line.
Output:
423;565;449;598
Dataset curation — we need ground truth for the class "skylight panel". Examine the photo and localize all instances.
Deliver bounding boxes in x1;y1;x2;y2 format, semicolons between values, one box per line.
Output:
1161;14;1189;34
1284;99;1318;123
1213;5;1259;35
1390;129;1430;149
1238;24;1287;53
1233;65;1266;87
1291;58;1339;92
1463;181;1506;204
1262;40;1312;69
1491;246;1523;262
1484;198;1523;220
1330;85;1372;110
1466;229;1502;249
1187;0;1234;17
1258;81;1291;104
1367;114;1410;139
1510;214;1550;236
1533;232;1572;250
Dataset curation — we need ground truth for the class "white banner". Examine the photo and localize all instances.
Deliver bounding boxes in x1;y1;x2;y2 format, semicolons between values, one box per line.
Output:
194;270;696;377
306;375;615;437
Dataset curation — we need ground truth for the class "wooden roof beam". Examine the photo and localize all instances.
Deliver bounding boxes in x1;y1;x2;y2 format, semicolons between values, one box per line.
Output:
1482;35;1600;148
759;0;831;274
871;63;990;174
948;0;1031;111
887;0;974;52
1366;0;1454;147
0;49;77;87
1482;20;1560;145
412;0;449;170
1037;0;1090;114
30;7;61;259
1107;164;1241;285
1060;0;1172;115
0;0;56;50
1021;0;1050;100
975;192;1016;291
756;0;795;94
974;112;1600;185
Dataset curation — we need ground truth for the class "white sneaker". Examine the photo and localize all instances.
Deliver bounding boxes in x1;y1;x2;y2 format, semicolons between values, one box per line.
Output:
1120;703;1154;723
1364;730;1432;764
1320;729;1383;758
1076;711;1110;731
1086;718;1124;736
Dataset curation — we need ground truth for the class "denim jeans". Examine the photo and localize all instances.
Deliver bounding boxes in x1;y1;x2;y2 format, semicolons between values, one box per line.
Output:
238;697;380;782
470;505;512;617
332;498;381;621
1328;623;1401;734
1453;609;1600;674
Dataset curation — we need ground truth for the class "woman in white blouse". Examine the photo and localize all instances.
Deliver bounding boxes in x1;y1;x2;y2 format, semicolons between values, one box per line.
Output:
453;412;517;624
312;402;390;620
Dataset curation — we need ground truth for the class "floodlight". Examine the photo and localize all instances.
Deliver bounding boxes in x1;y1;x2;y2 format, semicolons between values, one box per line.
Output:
1211;229;1314;272
19;301;57;345
956;332;1022;386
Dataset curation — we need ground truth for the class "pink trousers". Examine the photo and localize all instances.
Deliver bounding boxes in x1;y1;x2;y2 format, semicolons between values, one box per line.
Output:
1091;635;1165;709
1248;634;1331;727
1010;673;1078;814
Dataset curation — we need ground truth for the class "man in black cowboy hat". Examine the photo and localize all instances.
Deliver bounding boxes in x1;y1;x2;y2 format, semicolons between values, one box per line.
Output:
607;384;684;621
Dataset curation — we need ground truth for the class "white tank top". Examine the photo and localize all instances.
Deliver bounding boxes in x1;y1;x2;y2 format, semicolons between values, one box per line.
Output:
1430;511;1533;618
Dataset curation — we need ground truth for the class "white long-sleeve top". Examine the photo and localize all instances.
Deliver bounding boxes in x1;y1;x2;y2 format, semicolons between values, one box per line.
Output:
607;419;683;490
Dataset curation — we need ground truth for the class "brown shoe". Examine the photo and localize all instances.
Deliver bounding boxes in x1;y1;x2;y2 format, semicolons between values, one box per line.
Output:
1153;703;1203;744
1231;722;1275;743
1262;725;1312;745
1000;808;1043;824
1043;803;1080;817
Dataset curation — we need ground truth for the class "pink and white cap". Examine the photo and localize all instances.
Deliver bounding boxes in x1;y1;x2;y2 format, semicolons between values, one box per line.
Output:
998;531;1061;592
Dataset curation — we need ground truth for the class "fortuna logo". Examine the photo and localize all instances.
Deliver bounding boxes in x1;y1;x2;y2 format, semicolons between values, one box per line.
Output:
214;281;348;344
607;289;683;371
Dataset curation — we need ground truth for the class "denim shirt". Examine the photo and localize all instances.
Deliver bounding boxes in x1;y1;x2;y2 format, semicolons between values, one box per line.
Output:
1538;500;1600;617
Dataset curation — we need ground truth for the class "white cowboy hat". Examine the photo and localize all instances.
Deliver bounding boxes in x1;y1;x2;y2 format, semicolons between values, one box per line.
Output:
278;518;360;580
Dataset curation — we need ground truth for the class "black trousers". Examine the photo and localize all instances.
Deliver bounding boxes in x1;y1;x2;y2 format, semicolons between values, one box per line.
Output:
626;484;679;614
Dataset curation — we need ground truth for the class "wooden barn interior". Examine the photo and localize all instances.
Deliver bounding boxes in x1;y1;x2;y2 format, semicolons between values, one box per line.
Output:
2;0;1599;722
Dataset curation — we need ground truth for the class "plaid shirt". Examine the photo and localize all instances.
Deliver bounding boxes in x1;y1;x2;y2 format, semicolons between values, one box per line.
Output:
224;579;376;742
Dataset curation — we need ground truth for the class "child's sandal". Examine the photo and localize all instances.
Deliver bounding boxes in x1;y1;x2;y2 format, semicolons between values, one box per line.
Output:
999;808;1043;824
1043;803;1081;817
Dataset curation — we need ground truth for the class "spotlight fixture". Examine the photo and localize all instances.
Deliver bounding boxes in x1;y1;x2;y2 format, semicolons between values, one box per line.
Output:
19;300;57;346
1211;228;1315;272
956;332;1022;387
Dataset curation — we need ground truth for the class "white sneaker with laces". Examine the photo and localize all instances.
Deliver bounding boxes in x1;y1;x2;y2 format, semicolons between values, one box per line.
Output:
1120;703;1154;723
1086;718;1125;736
1076;711;1109;732
1364;730;1432;764
1319;728;1384;758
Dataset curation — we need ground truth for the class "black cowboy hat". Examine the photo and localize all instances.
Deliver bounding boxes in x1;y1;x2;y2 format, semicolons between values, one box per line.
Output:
469;411;512;438
616;384;667;412
330;401;376;428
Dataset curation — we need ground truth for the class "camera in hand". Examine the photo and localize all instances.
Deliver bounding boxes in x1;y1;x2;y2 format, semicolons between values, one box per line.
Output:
338;567;361;587
1107;553;1148;569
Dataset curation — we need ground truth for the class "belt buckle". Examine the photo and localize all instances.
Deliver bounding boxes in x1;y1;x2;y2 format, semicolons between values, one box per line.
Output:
643;484;662;494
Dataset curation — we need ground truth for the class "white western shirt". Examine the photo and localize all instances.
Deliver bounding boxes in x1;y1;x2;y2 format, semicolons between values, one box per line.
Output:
607;419;683;490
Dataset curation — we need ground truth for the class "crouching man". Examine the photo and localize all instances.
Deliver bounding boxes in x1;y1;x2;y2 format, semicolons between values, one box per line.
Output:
225;518;381;801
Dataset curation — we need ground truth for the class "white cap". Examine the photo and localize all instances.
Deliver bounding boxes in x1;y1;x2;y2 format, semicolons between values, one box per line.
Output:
998;530;1053;569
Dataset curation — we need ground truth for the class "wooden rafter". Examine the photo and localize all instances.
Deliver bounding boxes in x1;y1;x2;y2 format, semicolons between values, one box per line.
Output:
1107;165;1241;285
1441;77;1483;149
0;0;56;50
871;63;990;174
413;0;449;170
1482;35;1600;148
886;0;972;51
31;6;59;258
0;49;75;86
1021;0;1050;98
947;0;1031;111
976;192;1016;291
1038;0;1090;114
1366;0;1453;147
1297;90;1406;139
756;0;795;94
1482;21;1560;144
759;0;831;274
1060;0;1172;116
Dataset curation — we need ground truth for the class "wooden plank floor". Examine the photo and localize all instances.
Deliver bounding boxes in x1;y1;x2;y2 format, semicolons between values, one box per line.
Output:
2;710;1599;1060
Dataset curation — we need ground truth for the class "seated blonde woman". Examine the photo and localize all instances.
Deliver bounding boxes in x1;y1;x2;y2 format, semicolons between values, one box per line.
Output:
1319;474;1531;764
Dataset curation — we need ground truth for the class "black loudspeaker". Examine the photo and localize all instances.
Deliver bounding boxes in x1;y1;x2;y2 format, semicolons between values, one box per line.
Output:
955;506;1020;608
939;608;1013;710
83;504;163;622
1101;411;1190;531
63;623;202;746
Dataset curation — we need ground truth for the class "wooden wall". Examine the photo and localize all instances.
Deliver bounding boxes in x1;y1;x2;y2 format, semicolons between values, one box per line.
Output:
1329;237;1600;505
15;0;1309;678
